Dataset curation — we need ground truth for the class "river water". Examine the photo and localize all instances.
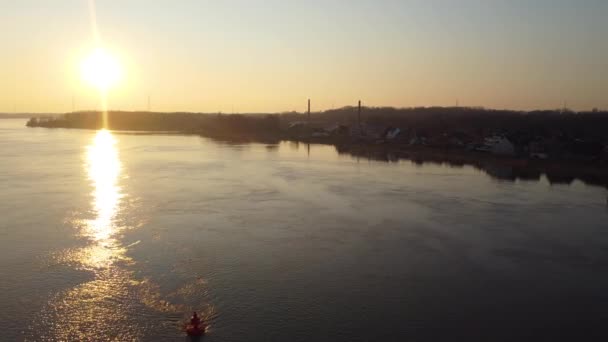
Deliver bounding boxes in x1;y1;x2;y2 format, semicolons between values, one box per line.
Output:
1;118;607;341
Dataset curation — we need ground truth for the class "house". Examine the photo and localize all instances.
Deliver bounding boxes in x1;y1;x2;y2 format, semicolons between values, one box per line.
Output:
476;135;516;156
286;121;308;132
408;130;428;146
349;123;389;140
323;124;350;137
364;123;390;139
445;131;474;148
570;139;604;159
385;127;401;140
349;125;364;138
311;131;329;138
529;141;548;159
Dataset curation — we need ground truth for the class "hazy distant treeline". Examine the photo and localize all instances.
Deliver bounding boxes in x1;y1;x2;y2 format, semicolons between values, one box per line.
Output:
1;113;58;119
26;111;280;135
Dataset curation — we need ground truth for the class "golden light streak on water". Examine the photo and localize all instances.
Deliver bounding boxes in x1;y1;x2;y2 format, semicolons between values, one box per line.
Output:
25;131;212;340
86;129;120;243
24;130;143;340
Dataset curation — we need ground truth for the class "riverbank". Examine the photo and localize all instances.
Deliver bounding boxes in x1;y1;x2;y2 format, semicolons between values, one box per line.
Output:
25;123;608;190
25;109;608;189
331;142;608;189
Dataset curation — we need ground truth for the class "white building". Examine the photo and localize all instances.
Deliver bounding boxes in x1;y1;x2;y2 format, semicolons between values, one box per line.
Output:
477;136;516;156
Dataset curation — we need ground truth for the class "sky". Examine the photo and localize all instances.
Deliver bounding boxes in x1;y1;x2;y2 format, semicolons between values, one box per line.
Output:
0;0;607;113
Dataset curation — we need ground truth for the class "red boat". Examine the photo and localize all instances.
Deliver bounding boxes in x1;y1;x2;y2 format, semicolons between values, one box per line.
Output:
186;312;206;337
186;324;205;337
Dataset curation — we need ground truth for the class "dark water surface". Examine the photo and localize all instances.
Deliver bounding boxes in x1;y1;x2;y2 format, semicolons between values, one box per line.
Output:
1;119;608;341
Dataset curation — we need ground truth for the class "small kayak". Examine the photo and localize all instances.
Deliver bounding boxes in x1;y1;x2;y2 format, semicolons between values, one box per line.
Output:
186;324;205;336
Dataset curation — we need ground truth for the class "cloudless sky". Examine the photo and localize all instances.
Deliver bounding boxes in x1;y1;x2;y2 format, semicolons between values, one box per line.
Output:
0;0;607;112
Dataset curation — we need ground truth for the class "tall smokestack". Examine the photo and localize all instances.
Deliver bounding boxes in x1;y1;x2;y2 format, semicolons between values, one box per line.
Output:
358;100;361;128
308;99;311;122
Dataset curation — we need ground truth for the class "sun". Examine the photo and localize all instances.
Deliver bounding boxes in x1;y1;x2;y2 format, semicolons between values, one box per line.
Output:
81;48;123;91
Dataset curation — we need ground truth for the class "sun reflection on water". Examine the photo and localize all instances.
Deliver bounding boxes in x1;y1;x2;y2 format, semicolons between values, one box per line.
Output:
66;129;129;271
86;129;122;243
26;130;212;340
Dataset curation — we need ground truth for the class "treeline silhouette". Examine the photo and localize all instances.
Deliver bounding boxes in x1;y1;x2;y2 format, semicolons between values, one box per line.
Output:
300;106;608;142
25;107;608;189
27;107;608;143
27;111;280;138
1;113;58;119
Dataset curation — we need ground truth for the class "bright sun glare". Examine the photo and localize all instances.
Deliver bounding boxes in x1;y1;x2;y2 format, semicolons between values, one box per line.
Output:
81;48;122;91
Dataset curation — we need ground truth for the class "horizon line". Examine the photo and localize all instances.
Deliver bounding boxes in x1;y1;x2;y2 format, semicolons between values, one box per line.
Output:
4;104;608;116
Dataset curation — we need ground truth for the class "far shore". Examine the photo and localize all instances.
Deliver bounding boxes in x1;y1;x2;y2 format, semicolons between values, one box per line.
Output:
24;108;608;189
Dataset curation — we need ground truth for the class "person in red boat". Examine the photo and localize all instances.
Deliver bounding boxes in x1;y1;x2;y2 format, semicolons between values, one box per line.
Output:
190;312;201;327
187;311;205;336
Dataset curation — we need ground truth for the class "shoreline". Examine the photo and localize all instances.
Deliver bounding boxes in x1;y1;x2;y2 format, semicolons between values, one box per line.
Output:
25;123;608;189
